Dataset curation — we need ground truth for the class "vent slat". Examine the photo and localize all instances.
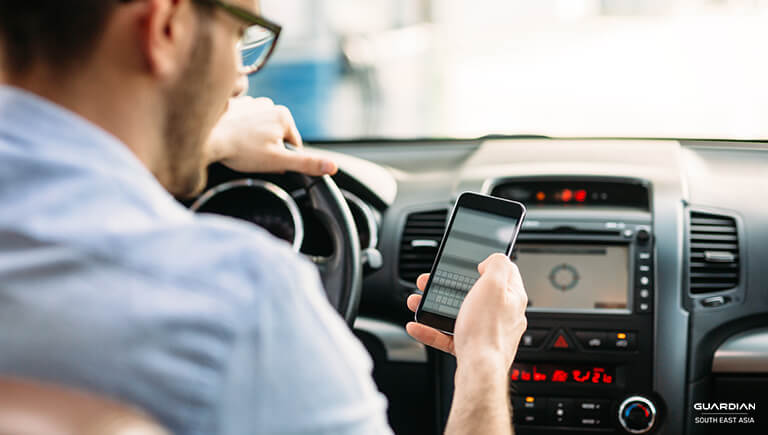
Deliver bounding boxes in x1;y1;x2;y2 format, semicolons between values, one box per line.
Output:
690;242;738;251
691;217;736;226
689;212;739;294
690;234;738;242
407;217;447;222
399;209;448;283
690;272;739;279
690;282;739;290
405;220;445;225
690;225;736;234
690;252;739;260
691;265;738;271
402;229;446;235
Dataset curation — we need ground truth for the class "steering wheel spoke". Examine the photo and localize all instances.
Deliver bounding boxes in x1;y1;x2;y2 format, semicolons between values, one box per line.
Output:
295;174;362;325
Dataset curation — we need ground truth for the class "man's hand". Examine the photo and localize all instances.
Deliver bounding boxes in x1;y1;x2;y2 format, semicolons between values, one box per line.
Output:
405;253;528;369
206;96;338;176
406;254;528;435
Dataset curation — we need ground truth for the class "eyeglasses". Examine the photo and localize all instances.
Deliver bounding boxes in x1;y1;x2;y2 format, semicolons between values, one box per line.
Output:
196;0;281;75
119;0;281;75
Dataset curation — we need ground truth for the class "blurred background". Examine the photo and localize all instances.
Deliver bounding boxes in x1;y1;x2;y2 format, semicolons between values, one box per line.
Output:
247;0;768;141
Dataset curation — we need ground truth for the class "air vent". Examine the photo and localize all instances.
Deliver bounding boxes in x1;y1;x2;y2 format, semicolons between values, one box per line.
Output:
689;211;740;294
399;209;448;284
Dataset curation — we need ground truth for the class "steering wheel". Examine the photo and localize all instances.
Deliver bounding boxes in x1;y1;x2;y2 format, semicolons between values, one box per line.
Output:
192;164;364;325
293;173;363;325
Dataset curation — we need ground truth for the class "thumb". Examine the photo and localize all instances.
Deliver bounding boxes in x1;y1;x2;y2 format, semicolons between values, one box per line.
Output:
476;253;514;288
276;151;338;176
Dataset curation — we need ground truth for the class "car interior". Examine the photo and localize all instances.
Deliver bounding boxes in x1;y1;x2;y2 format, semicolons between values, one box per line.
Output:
3;1;768;434
187;137;768;435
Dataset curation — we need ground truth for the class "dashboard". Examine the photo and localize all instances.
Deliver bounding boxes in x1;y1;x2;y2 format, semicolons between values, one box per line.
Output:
188;138;768;435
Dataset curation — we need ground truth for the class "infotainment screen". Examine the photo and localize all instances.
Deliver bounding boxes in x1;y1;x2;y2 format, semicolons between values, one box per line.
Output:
513;243;630;312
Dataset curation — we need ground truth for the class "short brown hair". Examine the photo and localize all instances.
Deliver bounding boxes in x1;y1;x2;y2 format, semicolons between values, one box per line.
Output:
0;1;120;76
0;1;217;77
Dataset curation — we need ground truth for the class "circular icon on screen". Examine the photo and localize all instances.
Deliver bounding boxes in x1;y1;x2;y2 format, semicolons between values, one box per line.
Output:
549;263;580;291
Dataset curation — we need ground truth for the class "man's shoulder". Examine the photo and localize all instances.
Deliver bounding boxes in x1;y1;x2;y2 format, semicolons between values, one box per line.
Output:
0;214;331;433
112;213;319;305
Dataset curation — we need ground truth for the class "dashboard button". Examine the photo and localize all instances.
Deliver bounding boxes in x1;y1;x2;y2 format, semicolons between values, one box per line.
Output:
577;400;608;413
550;330;574;351
574;331;608;350
577;399;609;415
579;416;607;427
514;395;547;411
519;329;549;349
548;398;574;426
608;331;637;350
575;399;609;427
512;396;546;425
519;413;542;425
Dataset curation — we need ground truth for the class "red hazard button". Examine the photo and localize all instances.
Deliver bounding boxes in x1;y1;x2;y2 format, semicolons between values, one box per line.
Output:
551;330;573;350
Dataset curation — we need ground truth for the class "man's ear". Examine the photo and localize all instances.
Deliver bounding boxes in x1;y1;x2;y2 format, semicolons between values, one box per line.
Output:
138;0;197;80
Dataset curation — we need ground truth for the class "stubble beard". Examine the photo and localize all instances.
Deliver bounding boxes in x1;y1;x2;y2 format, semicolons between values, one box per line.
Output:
162;25;217;198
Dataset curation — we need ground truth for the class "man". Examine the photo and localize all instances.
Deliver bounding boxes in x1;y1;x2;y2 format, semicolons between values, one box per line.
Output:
0;1;528;434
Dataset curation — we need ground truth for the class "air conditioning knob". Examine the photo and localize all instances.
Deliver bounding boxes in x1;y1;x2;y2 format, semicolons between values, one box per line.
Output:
618;396;656;434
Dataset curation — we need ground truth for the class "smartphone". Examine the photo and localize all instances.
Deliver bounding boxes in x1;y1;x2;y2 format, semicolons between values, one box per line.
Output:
415;191;526;334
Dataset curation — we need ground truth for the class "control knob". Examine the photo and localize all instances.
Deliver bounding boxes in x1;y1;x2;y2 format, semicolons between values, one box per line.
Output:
618;396;656;434
636;229;651;243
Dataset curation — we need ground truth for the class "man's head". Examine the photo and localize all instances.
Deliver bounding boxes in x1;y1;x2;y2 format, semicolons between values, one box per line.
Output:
0;0;260;197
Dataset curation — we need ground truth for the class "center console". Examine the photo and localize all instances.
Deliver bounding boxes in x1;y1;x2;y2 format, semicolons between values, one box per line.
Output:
486;177;661;434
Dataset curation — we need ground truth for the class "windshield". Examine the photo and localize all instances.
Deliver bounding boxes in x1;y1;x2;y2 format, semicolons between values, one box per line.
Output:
248;0;768;141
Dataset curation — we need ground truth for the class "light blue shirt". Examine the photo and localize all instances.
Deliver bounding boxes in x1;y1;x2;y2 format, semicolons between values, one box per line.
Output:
0;86;392;435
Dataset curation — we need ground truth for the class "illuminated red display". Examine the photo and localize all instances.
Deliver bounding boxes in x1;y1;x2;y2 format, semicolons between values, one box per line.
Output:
561;189;573;202
552;370;568;382
510;363;615;385
575;189;587;202
491;180;650;209
543;189;590;204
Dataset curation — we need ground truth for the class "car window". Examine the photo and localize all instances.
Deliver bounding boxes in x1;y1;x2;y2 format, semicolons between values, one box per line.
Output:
248;0;768;141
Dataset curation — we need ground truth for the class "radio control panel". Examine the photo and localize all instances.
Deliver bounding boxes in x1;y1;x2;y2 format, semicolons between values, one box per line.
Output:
509;214;659;434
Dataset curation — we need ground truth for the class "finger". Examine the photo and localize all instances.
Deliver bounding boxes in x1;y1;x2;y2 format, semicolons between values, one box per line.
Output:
276;105;304;148
253;97;275;106
276;152;338;176
477;253;511;276
478;255;525;301
406;322;454;355
478;252;502;274
407;293;422;313
507;261;524;289
416;273;430;291
476;253;515;289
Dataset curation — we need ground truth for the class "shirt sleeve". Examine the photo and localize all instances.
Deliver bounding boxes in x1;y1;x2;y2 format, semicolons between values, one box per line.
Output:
217;253;394;435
